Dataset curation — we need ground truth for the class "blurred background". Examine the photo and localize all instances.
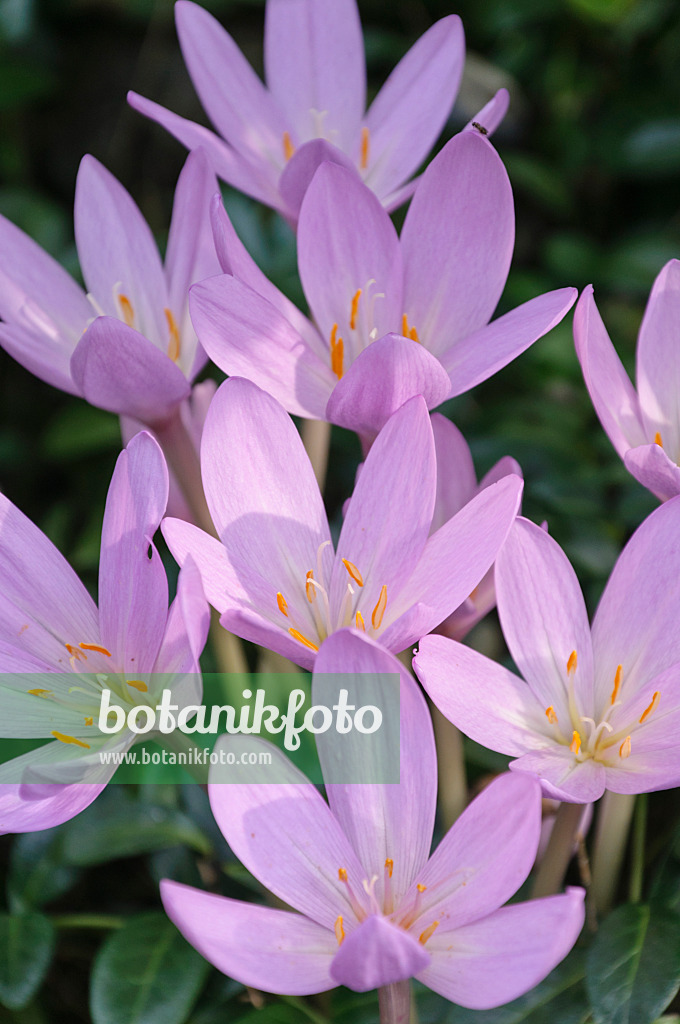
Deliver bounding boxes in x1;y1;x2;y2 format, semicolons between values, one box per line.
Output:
1;0;680;1020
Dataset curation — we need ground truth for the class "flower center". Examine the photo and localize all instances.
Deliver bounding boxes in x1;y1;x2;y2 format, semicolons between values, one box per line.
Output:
334;860;440;948
327;287;422;379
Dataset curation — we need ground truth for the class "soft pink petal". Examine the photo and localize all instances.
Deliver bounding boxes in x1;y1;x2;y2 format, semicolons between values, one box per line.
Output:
430;414;477;532
0;321;79;395
510;749;606;803
161;881;336;995
278;138;358;222
0;781;105;835
364;16;464;200
330;915;429;991
636;259;680;458
463;87;510;136
162;518;235;614
154;556;209;680
220;606;316;670
624;443;680;501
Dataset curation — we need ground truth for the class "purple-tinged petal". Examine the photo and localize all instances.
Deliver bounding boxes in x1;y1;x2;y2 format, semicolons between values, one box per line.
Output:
442;288;577;396
479;455;523;489
419;889;585;1009
573;285;646;458
127;92;280;208
591;495;680;706
200;378;331;605
382;176;420;213
162;518;234;614
220;606;317;671
624;443;680;501
380;475;523;651
0;781;105;835
209;737;367;928
414;634;544;757
496;518;595;721
463;87;510;136
154;556;209;679
0;322;79;395
330;915;429;991
325;334;451;442
430;414;476;532
401;132;513;355
331;396;435;622
161;881;336;995
279;139;358;222
510;749;605;803
189;276;334;419
406;774;542;931
176;1;287;163
636;259;680;458
264;0;365;151
70;317;190;425
604;748;680;795
98;432;168;672
298;163;403;345
74;156;168;345
364;16;464;200
316;632;437;906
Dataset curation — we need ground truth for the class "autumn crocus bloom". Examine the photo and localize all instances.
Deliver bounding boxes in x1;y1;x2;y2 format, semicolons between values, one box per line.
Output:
128;0;478;222
0;432;209;833
161;631;584;1007
162;377;523;670
415;504;680;803
574;260;680;501
191;132;577;443
0;149;220;427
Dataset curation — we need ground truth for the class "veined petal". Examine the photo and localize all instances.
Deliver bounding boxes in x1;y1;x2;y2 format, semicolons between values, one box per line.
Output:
573;285;646;458
401;132;514;354
154;557;209;679
414;634;544;757
278;138;358;222
0;321;79;396
209;736;367;928
430;414;477;532
325;334;451;443
264;0;365;151
0;780;104;835
74;156;168;346
220;606;317;671
510;749;605;803
161;882;336;995
162;518;235;614
624;443;680;502
496;518;595;720
70;317;191;425
463;87;510;136
442;288;577;396
189;276;334;419
364;16;464;200
636;259;680;458
0;669;93;737
419;890;585;1009
98;432;169;672
316;633;437;907
406;774;542;931
330;915;429;992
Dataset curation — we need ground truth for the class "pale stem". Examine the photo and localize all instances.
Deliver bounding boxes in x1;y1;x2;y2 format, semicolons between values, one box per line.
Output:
301;418;332;492
590;791;636;916
379;980;411;1024
431;704;467;829
532;800;585;898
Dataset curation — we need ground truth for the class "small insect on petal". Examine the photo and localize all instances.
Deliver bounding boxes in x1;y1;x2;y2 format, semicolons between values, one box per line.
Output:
471;121;489;136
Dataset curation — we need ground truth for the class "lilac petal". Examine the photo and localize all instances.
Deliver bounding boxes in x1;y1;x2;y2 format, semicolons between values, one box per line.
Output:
316;632;437;906
0;494;99;669
264;0;365;151
331;396;435;622
591;495;680;707
176;1;287;163
298;163;403;345
463;87;510;136
325;335;451;442
479;454;523;489
161;881;336;995
510;749;606;803
70;317;190;425
442;288;578;396
127;92;280;208
405;774;542;932
382;176;420;213
154;557;209;678
161;518;235;614
624;443;680;501
189;276;334;419
496;517;595;721
74;156;168;345
636;259;680;457
279;139;358;222
99;432;168;672
419;889;585;1009
0;322;79;395
220;606;317;671
200;378;331;603
573;285;647;458
414;634;543;757
364;16;464;200
434;571;496;641
401;132;513;355
209;737;367;928
330;915;430;992
380;475;523;651
0;782;105;835
430;414;476;532
605;749;680;795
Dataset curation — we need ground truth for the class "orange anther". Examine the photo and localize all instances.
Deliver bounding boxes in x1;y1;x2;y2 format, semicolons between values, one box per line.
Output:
334;915;345;945
655;432;663;447
51;731;90;750
276;592;288;617
165;308;181;362
342;559;364;587
610;664;623;705
355;611;365;631
567;650;578;676
127;679;148;692
419;920;439;945
545;705;558;724
79;642;112;657
283;131;295;161
619;735;632;759
639;691;660;724
350;289;362;331
289;628;319;652
569;730;582;755
360;126;370;170
330;323;344;379
385;858;393;878
118;293;135;327
371;585;387;629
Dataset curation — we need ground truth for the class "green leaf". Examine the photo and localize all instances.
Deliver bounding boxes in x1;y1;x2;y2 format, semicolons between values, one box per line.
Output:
0;912;55;1010
7;830;81;913
586;903;680;1024
90;912;209;1024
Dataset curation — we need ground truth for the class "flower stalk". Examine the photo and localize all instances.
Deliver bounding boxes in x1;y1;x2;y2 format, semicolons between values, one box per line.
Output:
379;980;411;1024
590;791;636;916
532;801;585;899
